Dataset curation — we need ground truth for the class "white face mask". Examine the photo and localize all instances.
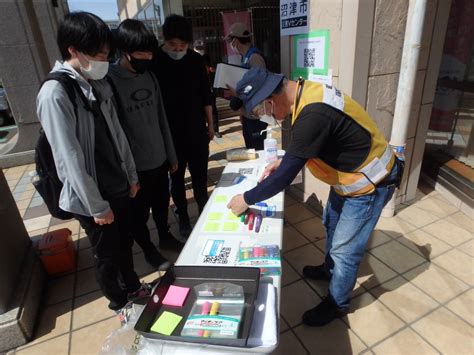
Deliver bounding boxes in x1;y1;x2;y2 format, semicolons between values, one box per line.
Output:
163;46;187;61
79;53;109;80
260;114;276;126
259;101;276;126
230;38;238;54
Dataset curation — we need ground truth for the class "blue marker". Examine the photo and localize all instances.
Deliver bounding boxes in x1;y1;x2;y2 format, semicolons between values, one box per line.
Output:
269;246;280;258
266;205;276;217
255;202;276;217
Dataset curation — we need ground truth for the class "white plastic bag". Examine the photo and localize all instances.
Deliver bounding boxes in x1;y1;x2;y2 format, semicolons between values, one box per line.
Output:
100;304;146;355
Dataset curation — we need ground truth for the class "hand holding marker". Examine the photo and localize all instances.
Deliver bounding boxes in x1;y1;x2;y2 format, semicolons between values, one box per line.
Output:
239;209;265;232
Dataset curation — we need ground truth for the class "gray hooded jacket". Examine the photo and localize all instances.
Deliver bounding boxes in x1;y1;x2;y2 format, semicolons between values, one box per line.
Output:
108;63;177;171
36;61;138;218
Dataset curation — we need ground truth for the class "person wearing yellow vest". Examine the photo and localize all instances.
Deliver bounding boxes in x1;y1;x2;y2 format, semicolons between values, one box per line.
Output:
227;68;403;326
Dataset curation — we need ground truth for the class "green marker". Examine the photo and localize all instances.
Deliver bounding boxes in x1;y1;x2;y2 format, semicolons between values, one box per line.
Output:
240;213;246;222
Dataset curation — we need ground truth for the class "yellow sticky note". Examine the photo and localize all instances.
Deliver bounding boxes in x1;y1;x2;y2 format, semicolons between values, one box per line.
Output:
150;311;182;335
214;195;227;203
207;212;223;221
204;222;220;232
223;222;239;232
227;212;240;221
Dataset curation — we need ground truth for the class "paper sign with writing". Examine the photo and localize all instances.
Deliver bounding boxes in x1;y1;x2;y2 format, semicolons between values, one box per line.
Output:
280;0;309;36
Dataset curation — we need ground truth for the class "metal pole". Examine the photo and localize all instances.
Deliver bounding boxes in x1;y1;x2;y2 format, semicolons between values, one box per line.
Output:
382;0;428;217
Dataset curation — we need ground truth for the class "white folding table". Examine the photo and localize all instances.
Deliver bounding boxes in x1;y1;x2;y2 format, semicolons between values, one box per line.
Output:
140;153;285;354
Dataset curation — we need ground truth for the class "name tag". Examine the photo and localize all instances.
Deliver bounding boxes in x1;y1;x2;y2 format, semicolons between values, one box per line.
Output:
323;84;344;111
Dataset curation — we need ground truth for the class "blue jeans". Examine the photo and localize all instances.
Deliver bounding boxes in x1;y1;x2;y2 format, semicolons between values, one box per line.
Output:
322;164;397;309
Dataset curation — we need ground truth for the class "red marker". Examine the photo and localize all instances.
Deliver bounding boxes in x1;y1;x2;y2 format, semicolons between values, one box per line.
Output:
244;212;250;225
248;213;255;231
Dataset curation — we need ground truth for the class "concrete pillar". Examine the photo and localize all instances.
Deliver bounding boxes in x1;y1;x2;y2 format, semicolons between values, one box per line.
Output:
338;0;375;106
0;0;67;168
0;169;45;351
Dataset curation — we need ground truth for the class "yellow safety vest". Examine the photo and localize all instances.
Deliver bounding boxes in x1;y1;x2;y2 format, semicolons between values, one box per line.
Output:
291;80;395;197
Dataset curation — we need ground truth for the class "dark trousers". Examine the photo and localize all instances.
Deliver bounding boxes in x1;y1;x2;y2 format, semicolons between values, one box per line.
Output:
132;163;170;253
242;116;268;150
75;197;140;311
212;92;219;134
171;143;209;216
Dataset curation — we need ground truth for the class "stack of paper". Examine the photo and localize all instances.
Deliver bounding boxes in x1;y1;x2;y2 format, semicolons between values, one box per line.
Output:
213;63;248;89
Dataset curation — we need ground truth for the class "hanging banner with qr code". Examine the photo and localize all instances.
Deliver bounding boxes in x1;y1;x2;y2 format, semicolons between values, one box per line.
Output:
280;0;309;36
291;29;330;77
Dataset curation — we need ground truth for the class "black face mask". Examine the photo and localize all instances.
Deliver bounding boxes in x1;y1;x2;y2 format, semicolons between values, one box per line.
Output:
129;56;152;74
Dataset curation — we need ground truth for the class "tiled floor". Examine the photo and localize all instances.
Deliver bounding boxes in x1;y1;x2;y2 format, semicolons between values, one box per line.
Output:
3;116;473;354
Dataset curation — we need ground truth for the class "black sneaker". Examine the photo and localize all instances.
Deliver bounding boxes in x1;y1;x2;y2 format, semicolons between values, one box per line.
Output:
302;295;348;327
303;264;332;281
127;282;153;303
144;249;172;271
159;230;185;250
214;132;222;138
178;217;192;238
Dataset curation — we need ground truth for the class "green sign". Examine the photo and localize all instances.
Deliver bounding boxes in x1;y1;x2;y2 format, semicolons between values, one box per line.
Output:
292;29;330;79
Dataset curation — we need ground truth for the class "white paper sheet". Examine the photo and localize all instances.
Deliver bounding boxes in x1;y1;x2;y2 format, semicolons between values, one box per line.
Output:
213;63;248;89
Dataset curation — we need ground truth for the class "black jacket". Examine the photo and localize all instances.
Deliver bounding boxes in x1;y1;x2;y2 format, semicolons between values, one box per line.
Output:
152;47;212;147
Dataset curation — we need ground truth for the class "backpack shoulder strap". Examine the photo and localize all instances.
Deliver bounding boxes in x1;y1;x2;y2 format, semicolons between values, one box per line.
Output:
42;72;92;112
148;71;159;93
105;75;121;105
42;72;78;111
105;74;125;123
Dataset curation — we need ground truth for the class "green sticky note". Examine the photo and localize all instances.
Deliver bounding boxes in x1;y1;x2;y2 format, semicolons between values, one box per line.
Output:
214;195;227;203
227;212;240;221
150;311;183;335
208;212;223;221
223;222;239;232
204;222;220;232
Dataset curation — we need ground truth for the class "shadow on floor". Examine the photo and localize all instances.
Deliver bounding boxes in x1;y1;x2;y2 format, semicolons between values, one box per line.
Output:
220;126;243;136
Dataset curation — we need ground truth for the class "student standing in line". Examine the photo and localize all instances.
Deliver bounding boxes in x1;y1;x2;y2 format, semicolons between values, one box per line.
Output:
36;12;149;315
108;20;182;266
152;14;214;238
194;39;222;138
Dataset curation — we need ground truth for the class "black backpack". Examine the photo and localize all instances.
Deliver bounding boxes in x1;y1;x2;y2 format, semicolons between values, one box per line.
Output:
34;72;92;220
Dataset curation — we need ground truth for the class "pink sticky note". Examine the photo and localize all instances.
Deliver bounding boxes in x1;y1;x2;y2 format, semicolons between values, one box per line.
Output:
162;285;190;307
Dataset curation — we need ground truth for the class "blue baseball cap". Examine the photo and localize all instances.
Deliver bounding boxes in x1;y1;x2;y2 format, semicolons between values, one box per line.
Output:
236;68;284;114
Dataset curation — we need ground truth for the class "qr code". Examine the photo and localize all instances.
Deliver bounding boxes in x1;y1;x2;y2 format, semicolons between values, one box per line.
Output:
238;168;253;175
304;48;315;67
202;247;231;264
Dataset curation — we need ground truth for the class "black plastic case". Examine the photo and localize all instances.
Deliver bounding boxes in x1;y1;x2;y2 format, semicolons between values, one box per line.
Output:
134;266;260;347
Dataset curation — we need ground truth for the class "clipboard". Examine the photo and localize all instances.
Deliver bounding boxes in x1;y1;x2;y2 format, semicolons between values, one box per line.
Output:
213;63;248;89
